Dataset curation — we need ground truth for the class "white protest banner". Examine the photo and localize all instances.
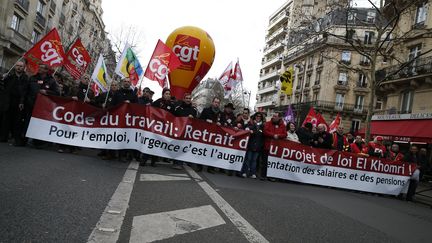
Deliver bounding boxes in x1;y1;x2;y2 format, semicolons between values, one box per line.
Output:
26;94;249;171
266;140;417;195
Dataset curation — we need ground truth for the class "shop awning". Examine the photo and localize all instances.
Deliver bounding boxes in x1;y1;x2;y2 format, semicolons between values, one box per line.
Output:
358;119;432;143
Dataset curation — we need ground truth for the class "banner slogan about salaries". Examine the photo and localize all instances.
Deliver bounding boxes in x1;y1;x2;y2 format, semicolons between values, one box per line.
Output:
27;95;416;195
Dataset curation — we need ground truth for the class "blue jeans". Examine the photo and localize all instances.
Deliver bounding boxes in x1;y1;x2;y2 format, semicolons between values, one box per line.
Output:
241;150;259;175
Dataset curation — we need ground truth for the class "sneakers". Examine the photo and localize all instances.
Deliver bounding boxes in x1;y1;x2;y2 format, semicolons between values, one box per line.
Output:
242;173;247;178
251;174;257;179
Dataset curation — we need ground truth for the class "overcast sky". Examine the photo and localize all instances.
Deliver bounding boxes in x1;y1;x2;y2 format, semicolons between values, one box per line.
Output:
101;0;375;105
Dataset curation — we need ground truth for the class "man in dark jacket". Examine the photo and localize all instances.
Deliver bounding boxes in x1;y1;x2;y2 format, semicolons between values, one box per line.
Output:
197;97;221;173
297;122;314;146
174;93;197;118
71;75;93;102
220;103;236;127
152;88;174;113
0;60;28;145
312;123;333;149
26;64;59;147
171;93;198;170
113;78;137;162
200;97;221;124
240;112;264;178
138;87;154;106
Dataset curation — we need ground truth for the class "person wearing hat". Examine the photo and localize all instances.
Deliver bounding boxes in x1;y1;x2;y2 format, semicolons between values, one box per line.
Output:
367;136;386;158
220;103;236;127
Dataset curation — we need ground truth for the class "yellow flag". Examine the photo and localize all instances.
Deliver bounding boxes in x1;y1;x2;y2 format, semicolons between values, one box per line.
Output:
280;66;294;95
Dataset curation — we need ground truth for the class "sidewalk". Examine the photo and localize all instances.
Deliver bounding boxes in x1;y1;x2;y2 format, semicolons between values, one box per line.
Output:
416;181;432;207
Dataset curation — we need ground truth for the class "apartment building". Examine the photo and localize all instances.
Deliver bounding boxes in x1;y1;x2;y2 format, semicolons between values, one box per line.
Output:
255;0;292;116
0;0;115;74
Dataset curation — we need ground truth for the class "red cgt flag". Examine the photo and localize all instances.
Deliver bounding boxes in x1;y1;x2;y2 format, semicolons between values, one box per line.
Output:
144;39;182;87
302;107;329;130
329;113;341;133
23;28;66;74
64;38;91;80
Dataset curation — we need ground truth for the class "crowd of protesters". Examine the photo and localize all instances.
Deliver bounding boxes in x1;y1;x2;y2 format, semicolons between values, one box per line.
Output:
1;62;432;201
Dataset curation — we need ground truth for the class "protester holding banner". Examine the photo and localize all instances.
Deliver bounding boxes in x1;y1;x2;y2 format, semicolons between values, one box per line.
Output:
138;87;154;106
235;108;251;130
199;97;221;124
312;124;333;149
388;144;404;162
286;122;300;143
332;126;350;151
26;64;59;147
404;145;421;201
350;135;369;157
297;122;314;146
220;103;236;127
152;88;175;114
94;81;120;160
114;78;138;162
197;97;222;173
367;136;386;158
240;112;264;179
71;75;93;103
0;61;28;146
171;93;198;170
261;112;287;181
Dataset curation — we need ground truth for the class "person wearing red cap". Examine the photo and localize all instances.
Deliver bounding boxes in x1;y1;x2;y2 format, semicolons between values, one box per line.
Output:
367;136;386;158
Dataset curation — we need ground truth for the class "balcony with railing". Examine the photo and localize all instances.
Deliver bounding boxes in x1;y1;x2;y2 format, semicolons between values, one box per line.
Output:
354;81;369;94
268;11;289;31
256;100;275;108
264;41;285;55
266;26;285;42
257;85;277;95
15;0;29;12
259;70;279;82
378;55;432;84
261;56;282;69
35;13;46;27
283;100;368;115
334;80;350;92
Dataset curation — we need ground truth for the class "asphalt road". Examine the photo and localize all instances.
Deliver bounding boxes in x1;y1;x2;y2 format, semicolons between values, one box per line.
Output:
1;142;432;243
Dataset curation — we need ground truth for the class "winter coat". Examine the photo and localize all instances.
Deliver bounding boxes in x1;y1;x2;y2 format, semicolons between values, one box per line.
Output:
200;107;221;123
0;72;28;111
152;98;175;113
263;120;287;151
26;73;58;107
175;102;197;118
112;88;138;105
246;120;265;152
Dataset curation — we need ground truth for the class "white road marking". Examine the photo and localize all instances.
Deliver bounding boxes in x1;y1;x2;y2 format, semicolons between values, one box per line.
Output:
129;205;225;243
87;161;139;243
184;166;270;243
139;173;191;181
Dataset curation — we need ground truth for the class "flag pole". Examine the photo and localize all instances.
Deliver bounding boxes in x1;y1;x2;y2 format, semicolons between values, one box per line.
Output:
103;83;112;108
2;57;23;78
84;78;93;103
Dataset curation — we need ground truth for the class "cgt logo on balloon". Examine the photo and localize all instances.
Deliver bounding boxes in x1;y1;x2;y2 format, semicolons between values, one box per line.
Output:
172;34;200;71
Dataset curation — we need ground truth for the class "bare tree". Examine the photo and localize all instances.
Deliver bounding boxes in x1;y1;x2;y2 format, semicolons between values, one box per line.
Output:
287;0;431;141
108;24;145;61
